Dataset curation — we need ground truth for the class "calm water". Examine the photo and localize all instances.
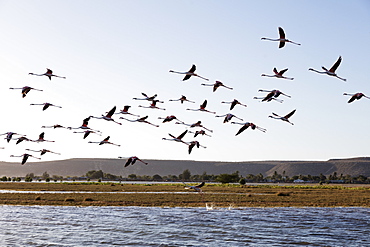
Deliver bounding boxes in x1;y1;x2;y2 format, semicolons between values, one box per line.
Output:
0;206;369;247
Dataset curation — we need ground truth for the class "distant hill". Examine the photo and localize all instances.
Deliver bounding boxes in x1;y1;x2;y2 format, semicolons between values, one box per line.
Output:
0;157;369;178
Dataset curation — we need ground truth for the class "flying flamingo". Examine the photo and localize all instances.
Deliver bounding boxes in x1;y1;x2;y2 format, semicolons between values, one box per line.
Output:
187;100;216;114
9;86;43;98
175;120;213;132
88;136;120;146
221;99;247;110
215;113;243;123
30;102;62;111
90;106;122;125
268;109;296;125
254;89;291;103
261;27;301;48
118;156;148;167
0;132;24;143
133;93;157;101
343;93;370;103
169;64;209;81
309;56;346;81
26;149;61;156
187;141;206;154
158;115;182;123
29;68;66;80
188;130;212;138
169;95;195;104
115;106;140;117
68;117;97;130
73;130;101;139
10;153;41;165
138;100;166;110
42;124;67;129
183;181;205;192
120;116;159;127
201;81;233;92
261;68;294;80
231;122;267;136
34;132;55;142
15;136;34;145
162;130;189;145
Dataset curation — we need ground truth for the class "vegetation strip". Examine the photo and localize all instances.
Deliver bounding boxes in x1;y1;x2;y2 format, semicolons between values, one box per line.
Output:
0;182;369;207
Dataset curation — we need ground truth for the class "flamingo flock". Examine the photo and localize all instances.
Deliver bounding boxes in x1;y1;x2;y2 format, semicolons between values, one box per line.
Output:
3;26;367;168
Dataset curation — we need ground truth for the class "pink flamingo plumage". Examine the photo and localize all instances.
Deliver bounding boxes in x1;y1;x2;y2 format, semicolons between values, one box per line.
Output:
169;64;209;81
169;95;195;104
268;109;296;125
262;68;294;80
309;56;346;81
29;68;66;80
30;102;62;111
9;86;43;98
254;89;291;103
343;93;370;103
221;99;247;110
215;113;243;123
261;27;301;48
90;106;122;125
187;100;216;114
162;130;189;145
231;122;267;135
120;115;159;127
10;153;41;165
88;136;120;146
26;149;61;156
118;156;148;167
201;81;233;92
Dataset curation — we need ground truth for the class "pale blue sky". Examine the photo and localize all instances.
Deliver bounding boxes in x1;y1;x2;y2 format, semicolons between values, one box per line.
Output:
0;0;369;163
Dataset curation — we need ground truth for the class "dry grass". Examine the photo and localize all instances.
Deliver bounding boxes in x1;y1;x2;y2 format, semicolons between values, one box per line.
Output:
0;182;369;207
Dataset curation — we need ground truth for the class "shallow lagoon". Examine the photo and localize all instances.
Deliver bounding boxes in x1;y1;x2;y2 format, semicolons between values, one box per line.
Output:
0;206;369;246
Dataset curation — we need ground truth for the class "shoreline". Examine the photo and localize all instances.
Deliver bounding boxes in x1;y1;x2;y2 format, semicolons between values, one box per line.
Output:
0;182;369;207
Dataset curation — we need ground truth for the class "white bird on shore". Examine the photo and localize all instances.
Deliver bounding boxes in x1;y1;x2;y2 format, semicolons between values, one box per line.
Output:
183;181;205;192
